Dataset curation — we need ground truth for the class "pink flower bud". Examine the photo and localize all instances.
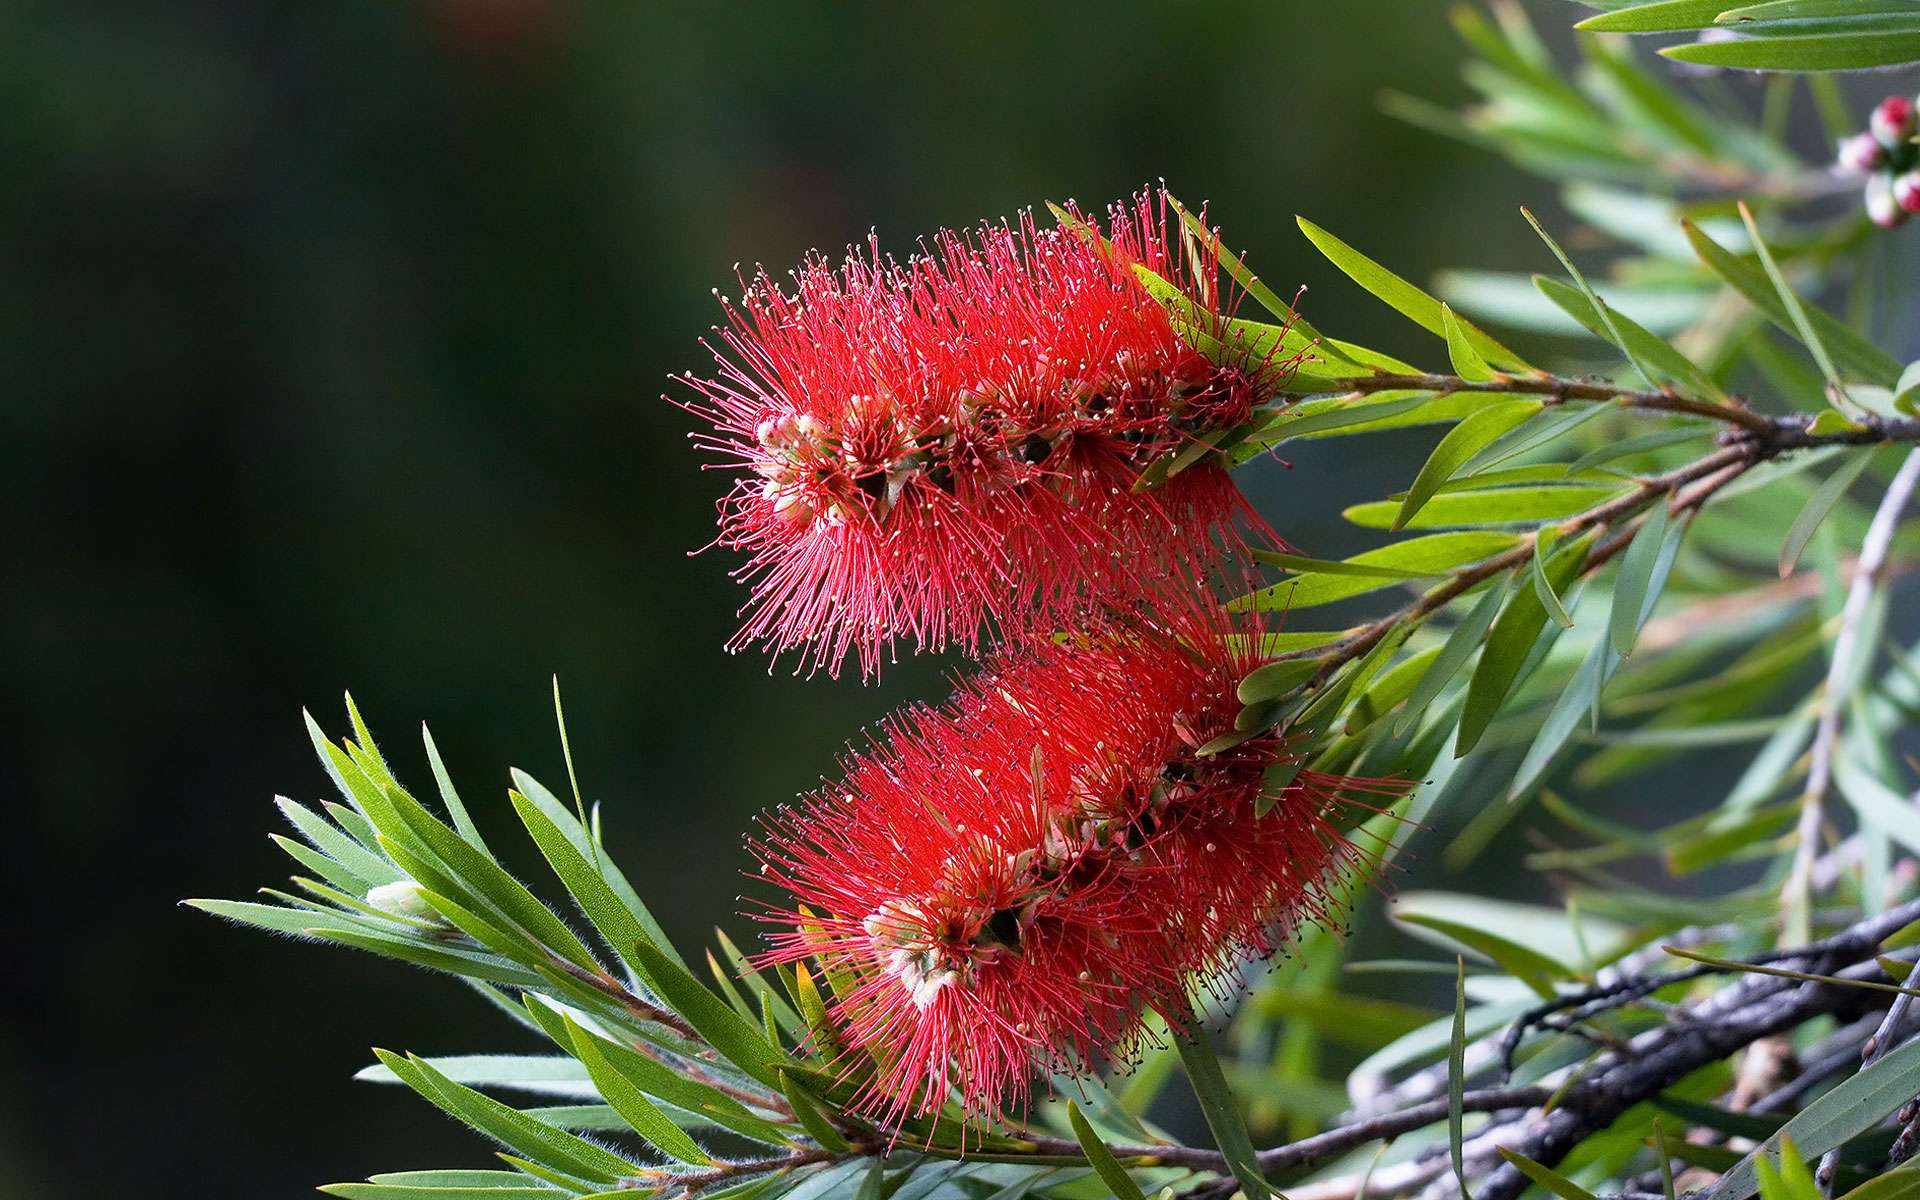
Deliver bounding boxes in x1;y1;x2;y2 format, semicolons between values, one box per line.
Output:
1896;170;1920;214
1871;95;1917;151
1866;173;1907;229
1838;132;1887;176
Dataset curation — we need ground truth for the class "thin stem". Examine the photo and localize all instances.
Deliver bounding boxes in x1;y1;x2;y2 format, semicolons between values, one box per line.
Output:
1328;371;1778;434
1782;448;1920;944
1272;446;1751;680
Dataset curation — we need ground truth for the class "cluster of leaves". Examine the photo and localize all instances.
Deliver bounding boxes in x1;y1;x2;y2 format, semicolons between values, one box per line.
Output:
1567;0;1920;73
197;6;1920;1200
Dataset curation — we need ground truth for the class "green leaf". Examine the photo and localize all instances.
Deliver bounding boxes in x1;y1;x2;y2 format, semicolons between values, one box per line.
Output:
1395;577;1512;736
518;998;789;1145
1666;802;1800;875
511;770;687;970
1833;757;1920;856
359;768;604;975
1567;428;1713;475
1609;501;1682;655
1441;304;1498;383
1519;211;1659;393
1533;276;1725;403
1683;222;1902;386
510;790;663;986
1237;658;1323;706
1165;193;1352;364
1397;401;1543;530
1240;532;1522;611
1779;451;1875;578
1576;0;1732;31
1448;957;1470;1200
1458;536;1590;755
421;723;489;855
1397;914;1570;1000
628;939;791;1090
1170;1018;1272;1199
1348;644;1446;735
1496;1148;1602;1200
1254;552;1431;580
1245;392;1436;446
276;797;401;887
777;1070;852;1153
1835;1166;1920;1200
1530;530;1573;629
1509;637;1614;801
1066;1100;1148;1200
1896;362;1920;415
1663;29;1920;70
320;1185;560;1200
1298;216;1532;373
373;1050;640;1184
1735;203;1847;407
1345;487;1623;530
1701;1034;1920;1200
355;1054;589;1096
564;1016;715;1164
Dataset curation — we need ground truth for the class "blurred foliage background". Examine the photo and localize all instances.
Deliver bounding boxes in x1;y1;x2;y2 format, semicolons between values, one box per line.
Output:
8;2;1903;1196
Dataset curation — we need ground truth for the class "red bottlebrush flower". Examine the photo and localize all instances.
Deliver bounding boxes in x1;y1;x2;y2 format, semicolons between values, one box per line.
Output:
749;597;1399;1128
673;190;1301;676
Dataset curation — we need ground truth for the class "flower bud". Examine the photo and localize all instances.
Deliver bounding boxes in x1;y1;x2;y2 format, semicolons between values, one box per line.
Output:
1866;173;1908;230
366;879;435;919
1896;170;1920;214
1871;95;1917;151
1838;132;1888;176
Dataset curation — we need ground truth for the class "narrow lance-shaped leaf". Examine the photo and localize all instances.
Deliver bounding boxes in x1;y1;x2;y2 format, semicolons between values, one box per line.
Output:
1533;275;1725;403
1345;486;1624;530
1240;531;1522;612
1576;0;1734;32
1497;1147;1603;1200
1448;957;1470;1200
1169;1016;1272;1199
1780;451;1875;579
1398;913;1570;1000
628;939;793;1090
371;1049;641;1184
1441;303;1498;383
1704;1021;1920;1198
1458;535;1591;756
1610;500;1676;655
564;1015;716;1165
1395;576;1512;736
1683;221;1902;386
1736;202;1848;407
1530;529;1573;630
1066;1100;1148;1200
1396;400;1542;530
1521;207;1657;391
1509;637;1614;803
1297;216;1533;372
1662;30;1920;72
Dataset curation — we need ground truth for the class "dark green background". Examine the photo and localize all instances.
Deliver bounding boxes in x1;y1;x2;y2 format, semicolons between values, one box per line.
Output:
2;2;1705;1193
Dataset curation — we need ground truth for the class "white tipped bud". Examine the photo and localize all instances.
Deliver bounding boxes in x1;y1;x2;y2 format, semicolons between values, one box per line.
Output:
1866;173;1908;230
366;880;435;919
1871;95;1917;151
1838;132;1887;176
1896;170;1920;215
